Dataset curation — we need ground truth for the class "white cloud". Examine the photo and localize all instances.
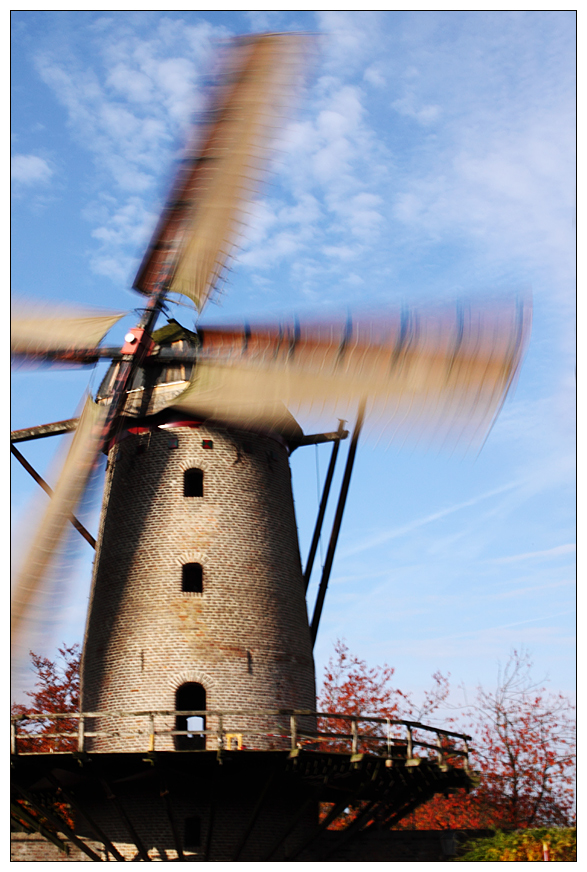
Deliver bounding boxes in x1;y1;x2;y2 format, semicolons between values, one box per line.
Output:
363;64;386;88
322;244;360;261
11;153;53;186
30;18;227;285
491;543;576;564
341;478;523;559
392;95;441;126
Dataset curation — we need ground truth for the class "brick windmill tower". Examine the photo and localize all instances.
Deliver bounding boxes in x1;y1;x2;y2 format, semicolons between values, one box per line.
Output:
11;34;530;861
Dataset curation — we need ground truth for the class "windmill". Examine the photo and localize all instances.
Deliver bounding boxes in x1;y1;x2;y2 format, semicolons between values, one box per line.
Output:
11;33;530;862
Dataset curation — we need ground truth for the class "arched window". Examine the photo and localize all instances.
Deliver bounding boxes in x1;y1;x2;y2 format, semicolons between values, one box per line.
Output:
182;563;203;593
175;683;206;750
184;468;203;497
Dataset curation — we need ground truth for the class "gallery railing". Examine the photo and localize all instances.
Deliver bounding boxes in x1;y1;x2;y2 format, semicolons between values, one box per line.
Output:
11;709;471;768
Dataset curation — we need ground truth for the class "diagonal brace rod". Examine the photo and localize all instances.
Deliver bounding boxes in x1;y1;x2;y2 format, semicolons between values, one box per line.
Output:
310;401;365;646
303;420;347;592
12;783;103;861
11;445;96;549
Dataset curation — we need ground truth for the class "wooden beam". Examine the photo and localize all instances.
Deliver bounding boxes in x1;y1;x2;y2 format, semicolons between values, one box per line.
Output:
283;795;350;861
11;801;69;854
45;772;125;862
160;782;184;861
12;784;103;861
11;419;79;443
290;428;349;450
99;777;150;862
231;767;277;861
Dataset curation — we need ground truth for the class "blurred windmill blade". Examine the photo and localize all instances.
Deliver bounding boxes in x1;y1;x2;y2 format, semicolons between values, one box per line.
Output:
10;451;106;699
11;302;126;365
11;396;108;660
171;295;531;444
133;32;314;312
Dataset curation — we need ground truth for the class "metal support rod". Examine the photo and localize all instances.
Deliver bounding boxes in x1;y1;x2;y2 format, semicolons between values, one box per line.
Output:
11;801;69;854
320;798;380;861
203;782;218;862
45;772;125;862
160;782;184;862
310;401;365;646
303;420;346;592
284;796;350;862
316;760;384;861
231;768;277;861
10;445;96;549
99;778;150;862
262;785;325;862
12;784;103;861
377;788;434;831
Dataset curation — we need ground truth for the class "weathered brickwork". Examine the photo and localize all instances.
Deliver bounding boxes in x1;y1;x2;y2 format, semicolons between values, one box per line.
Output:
10;831;96;861
81;411;316;752
71;380;319;859
10;826;495;862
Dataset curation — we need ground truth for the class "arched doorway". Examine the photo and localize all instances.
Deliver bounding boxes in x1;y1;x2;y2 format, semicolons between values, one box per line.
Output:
175;683;206;750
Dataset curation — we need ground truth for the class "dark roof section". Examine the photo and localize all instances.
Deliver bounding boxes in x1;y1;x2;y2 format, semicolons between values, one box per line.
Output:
151;319;199;347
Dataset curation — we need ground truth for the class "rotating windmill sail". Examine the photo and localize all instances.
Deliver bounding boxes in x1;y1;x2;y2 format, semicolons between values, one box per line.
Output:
11;31;535;863
11;32;531;666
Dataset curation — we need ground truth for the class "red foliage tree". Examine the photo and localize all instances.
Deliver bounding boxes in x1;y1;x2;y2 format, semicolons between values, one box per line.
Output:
317;640;454;829
11;643;81;753
318;638;452;732
318;641;575;831
400;650;576;830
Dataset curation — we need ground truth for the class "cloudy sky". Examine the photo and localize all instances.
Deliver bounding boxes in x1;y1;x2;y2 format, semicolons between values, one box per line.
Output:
11;11;575;705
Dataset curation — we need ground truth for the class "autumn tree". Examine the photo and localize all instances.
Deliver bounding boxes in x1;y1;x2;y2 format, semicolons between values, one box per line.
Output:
11;642;81;753
465;649;575;828
318;638;452;728
317;640;455;829
318;641;575;831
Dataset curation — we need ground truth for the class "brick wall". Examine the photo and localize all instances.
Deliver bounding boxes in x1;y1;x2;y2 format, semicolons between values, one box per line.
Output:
10;831;96;861
81;415;316;752
11;827;494;862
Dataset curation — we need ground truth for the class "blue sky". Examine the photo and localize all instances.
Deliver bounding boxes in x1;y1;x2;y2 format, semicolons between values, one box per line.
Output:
11;11;576;704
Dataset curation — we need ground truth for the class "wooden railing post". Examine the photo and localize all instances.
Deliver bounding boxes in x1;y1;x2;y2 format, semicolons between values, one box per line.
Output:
351;718;358;754
148;713;155;752
217;713;224;751
77;714;85;753
290;714;297;751
436;732;444;767
10;708;474;772
463;738;470;771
